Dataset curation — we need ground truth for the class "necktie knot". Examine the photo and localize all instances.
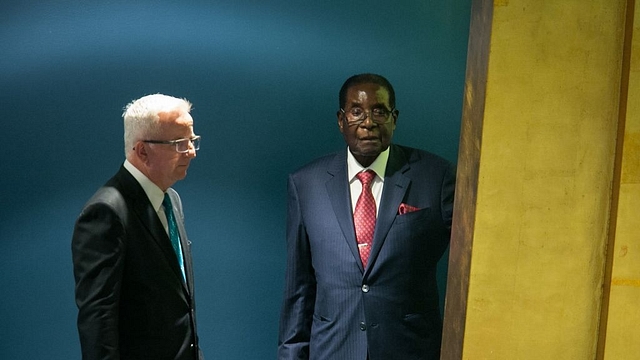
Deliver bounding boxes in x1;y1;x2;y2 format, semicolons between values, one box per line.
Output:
356;169;376;187
163;193;172;211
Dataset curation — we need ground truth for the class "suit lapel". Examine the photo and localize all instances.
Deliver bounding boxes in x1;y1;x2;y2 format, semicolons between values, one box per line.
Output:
116;168;188;289
325;151;365;272
140;203;185;285
367;145;410;273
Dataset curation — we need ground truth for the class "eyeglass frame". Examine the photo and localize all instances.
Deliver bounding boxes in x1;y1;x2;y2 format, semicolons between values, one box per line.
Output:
142;135;201;153
339;106;397;126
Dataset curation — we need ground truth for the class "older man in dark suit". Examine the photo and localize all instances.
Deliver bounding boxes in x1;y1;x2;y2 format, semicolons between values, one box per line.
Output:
72;94;204;360
278;74;455;360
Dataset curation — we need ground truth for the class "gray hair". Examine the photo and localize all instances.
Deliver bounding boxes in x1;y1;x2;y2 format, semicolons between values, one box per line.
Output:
122;94;192;156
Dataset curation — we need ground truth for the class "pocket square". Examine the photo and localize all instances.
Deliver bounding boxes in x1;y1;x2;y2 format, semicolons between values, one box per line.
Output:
398;203;420;215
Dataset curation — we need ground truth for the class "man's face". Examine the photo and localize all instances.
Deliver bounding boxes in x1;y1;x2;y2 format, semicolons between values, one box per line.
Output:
337;83;397;167
144;110;197;190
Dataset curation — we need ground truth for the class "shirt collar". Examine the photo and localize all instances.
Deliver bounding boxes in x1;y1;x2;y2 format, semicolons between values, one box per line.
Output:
123;159;165;212
346;146;390;183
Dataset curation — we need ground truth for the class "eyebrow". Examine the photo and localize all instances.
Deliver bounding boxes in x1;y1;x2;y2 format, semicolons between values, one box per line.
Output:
347;99;387;106
346;102;389;110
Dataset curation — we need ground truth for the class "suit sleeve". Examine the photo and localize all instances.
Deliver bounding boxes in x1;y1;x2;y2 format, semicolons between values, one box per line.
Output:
278;174;316;360
72;202;126;360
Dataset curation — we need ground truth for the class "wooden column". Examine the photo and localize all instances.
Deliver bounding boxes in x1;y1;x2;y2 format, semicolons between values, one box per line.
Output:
442;0;635;358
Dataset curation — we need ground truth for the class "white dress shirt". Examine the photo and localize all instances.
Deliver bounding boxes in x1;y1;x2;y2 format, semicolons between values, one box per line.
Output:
123;160;169;234
346;147;390;216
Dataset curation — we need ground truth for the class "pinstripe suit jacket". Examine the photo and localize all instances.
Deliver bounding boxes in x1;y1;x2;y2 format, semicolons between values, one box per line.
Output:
72;166;202;360
278;144;455;360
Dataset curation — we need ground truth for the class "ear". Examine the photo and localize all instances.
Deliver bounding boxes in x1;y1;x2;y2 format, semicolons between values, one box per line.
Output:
391;109;399;129
133;140;149;163
337;110;345;134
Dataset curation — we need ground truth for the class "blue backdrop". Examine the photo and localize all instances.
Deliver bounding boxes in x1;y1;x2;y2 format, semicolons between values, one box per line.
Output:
0;1;470;358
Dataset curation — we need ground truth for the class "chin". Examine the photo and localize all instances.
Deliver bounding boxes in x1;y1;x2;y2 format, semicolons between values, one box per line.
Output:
174;170;188;181
357;148;383;157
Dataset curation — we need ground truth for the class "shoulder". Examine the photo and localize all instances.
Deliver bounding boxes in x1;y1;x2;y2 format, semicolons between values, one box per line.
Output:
79;169;133;219
290;150;343;179
391;144;454;170
81;185;128;218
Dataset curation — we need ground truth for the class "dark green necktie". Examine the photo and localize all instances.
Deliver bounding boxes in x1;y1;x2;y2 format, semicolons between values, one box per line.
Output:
163;193;186;282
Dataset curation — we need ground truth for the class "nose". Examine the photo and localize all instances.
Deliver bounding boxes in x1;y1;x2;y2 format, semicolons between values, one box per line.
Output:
184;142;197;158
358;113;376;128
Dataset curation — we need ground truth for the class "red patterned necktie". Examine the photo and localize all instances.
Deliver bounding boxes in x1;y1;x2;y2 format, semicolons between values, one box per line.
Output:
354;170;376;268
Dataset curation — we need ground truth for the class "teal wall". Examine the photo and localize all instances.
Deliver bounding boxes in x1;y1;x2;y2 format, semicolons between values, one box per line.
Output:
0;1;470;358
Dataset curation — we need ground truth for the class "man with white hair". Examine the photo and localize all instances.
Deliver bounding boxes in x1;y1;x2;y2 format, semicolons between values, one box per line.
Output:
72;94;204;359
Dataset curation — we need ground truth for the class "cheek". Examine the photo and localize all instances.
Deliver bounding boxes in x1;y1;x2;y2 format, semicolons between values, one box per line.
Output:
384;125;396;138
151;153;180;170
344;132;358;145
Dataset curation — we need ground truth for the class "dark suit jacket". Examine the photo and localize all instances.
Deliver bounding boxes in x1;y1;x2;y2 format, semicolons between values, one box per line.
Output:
72;166;202;360
278;144;455;360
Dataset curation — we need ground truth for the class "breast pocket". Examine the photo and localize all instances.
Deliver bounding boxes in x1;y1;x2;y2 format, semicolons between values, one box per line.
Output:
387;207;433;255
393;207;430;225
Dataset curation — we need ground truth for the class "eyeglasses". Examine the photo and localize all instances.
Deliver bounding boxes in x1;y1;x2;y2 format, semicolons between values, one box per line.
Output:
143;135;201;153
340;107;396;126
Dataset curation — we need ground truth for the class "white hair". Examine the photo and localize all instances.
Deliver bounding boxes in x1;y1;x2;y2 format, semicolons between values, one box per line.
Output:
122;94;192;156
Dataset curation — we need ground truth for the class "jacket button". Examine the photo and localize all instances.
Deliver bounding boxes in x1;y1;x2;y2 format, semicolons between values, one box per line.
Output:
361;284;369;293
360;322;367;331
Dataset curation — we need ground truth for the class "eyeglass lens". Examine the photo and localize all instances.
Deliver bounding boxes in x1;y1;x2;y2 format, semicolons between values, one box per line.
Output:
176;137;200;153
346;108;391;124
